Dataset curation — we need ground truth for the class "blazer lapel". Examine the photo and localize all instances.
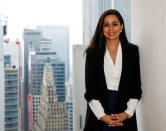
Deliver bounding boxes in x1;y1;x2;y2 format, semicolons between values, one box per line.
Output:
118;43;128;91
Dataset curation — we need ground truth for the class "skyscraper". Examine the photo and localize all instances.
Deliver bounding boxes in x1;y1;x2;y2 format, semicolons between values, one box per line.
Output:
98;0;113;14
37;25;70;81
3;41;22;131
0;14;8;131
23;29;42;131
29;41;66;101
33;63;69;131
29;40;66;126
4;66;19;131
83;0;112;45
4;42;20;68
24;28;70;130
65;82;73;131
114;0;131;41
83;0;131;44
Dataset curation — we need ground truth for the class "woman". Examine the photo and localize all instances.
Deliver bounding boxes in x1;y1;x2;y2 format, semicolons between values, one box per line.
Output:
84;9;142;131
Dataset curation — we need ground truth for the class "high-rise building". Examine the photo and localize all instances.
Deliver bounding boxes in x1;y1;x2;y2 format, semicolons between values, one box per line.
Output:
65;81;73;131
29;41;66;126
33;63;69;131
114;0;131;41
4;42;20;68
4;66;19;131
23;29;42;131
4;41;22;131
29;42;66;101
66;101;73;131
73;45;87;131
0;14;8;131
98;0;113;14
83;0;113;45
83;0;131;44
37;25;70;81
24;28;70;130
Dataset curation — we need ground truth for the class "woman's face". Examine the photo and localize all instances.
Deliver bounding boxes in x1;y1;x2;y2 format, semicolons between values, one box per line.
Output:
103;15;123;41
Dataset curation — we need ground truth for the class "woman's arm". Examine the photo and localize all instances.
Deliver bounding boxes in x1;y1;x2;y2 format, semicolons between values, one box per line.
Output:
89;99;106;119
124;98;138;117
130;46;142;99
84;49;100;102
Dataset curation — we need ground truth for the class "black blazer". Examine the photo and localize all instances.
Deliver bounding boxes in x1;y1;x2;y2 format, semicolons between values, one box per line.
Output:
84;42;142;131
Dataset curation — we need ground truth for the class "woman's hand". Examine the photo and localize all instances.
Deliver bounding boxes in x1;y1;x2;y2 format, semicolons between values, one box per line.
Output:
100;115;123;126
110;112;129;126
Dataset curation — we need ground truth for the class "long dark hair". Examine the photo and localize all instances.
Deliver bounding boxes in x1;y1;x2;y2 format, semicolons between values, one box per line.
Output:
84;9;129;55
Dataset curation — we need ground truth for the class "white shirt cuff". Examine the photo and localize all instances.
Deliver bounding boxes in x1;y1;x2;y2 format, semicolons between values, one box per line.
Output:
124;99;138;117
89;99;106;120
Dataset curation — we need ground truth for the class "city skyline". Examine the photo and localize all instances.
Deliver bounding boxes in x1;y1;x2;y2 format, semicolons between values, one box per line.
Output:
1;1;132;131
1;1;166;131
23;27;69;131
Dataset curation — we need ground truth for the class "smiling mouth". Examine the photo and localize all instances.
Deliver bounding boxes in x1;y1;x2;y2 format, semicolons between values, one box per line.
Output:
108;32;115;35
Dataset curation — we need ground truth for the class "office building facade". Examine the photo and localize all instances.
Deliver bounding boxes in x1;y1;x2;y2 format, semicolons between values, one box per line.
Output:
23;29;42;131
83;0;113;44
0;17;5;131
37;25;70;81
66;81;73;131
4;67;19;131
33;63;68;131
83;0;131;44
4;41;22;131
29;42;66;125
66;101;73;131
114;0;131;41
0;14;8;131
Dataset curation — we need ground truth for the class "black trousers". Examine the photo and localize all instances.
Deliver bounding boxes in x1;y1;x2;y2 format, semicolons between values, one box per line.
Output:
102;90;120;131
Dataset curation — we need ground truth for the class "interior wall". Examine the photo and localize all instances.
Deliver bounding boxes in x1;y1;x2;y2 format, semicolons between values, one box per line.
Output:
131;0;166;131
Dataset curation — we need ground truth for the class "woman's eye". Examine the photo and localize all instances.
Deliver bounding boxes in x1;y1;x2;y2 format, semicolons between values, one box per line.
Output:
113;23;118;26
103;24;109;27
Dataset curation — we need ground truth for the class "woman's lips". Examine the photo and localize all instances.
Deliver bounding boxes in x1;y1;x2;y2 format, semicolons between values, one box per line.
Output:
108;32;115;35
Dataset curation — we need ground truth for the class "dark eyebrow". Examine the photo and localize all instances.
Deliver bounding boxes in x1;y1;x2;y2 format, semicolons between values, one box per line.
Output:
112;21;119;23
104;21;119;23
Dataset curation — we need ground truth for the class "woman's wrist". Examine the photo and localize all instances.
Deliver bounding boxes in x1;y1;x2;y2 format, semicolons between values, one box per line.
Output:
124;112;131;118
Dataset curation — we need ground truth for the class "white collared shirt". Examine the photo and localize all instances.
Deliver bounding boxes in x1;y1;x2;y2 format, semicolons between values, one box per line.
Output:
89;42;138;119
104;41;122;91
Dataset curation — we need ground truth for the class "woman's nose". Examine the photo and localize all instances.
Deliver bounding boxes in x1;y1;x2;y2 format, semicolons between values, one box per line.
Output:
109;25;113;31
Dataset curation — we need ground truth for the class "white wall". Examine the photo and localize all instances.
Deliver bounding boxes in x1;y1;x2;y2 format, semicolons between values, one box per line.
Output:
131;0;166;131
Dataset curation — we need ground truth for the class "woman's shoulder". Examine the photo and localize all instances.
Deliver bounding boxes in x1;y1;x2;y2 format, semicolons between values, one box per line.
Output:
125;43;140;59
85;47;102;63
124;43;139;54
86;47;99;57
126;42;139;50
